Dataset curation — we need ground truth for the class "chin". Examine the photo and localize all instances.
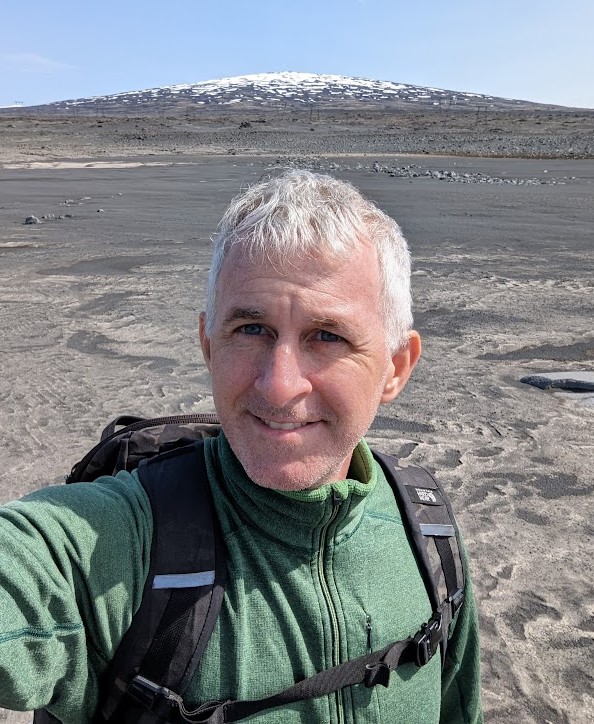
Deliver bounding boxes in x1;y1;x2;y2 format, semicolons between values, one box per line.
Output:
242;458;343;492
253;476;323;492
225;429;353;491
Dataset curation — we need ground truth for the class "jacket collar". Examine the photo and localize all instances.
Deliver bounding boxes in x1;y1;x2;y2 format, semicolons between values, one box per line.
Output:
206;432;378;549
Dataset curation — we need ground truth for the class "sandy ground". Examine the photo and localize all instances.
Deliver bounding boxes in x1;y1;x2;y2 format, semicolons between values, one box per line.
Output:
0;150;593;723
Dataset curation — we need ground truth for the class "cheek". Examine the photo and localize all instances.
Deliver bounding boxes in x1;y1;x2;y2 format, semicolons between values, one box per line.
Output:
344;368;389;418
315;367;380;414
210;350;257;397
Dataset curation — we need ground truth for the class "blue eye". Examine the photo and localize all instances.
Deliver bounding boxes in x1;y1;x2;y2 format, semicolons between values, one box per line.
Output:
240;324;264;335
317;330;343;343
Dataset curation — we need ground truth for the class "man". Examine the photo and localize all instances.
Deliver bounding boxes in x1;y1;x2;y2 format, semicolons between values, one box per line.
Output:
0;170;482;722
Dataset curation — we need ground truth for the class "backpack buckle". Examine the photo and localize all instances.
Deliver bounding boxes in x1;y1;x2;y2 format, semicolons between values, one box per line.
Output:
413;613;443;667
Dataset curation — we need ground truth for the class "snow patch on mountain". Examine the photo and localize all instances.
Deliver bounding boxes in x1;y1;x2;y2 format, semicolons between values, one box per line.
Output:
48;71;516;110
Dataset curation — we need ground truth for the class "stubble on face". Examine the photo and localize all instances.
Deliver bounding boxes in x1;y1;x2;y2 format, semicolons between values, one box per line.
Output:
201;243;397;491
226;371;391;492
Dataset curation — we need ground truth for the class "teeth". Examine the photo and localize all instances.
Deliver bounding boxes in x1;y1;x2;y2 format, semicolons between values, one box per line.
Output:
264;420;307;430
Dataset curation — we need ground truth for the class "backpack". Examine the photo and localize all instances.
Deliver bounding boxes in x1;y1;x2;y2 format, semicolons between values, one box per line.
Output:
35;413;466;723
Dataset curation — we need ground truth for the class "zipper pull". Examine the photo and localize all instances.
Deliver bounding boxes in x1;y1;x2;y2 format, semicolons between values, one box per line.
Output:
366;614;373;652
333;483;349;507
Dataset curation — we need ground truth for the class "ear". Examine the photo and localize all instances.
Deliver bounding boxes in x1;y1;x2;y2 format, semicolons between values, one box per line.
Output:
380;331;422;404
199;312;212;370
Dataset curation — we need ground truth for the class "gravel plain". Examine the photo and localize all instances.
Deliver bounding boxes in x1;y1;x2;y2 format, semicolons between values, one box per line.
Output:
1;107;594;165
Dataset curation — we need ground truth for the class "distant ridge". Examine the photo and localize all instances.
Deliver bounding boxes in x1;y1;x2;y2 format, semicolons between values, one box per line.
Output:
8;72;570;115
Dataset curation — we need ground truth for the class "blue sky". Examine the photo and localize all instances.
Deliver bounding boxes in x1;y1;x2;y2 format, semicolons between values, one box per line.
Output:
2;0;593;109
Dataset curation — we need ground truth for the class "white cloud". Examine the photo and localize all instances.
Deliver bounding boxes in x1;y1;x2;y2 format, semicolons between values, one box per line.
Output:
0;53;76;73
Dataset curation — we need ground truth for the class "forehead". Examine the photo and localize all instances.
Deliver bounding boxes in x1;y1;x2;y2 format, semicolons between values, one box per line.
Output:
218;241;380;286
214;242;383;318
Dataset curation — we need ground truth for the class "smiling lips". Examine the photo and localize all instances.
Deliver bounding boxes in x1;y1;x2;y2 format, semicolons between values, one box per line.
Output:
260;418;312;431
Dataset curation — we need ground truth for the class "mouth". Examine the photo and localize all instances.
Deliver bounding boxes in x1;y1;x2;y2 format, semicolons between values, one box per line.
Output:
262;418;309;430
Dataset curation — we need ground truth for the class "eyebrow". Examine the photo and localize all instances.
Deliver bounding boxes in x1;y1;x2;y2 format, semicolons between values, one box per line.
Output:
222;307;266;325
309;316;344;330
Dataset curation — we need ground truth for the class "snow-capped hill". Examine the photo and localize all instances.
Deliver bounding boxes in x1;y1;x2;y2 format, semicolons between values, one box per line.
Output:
33;72;550;114
149;71;493;105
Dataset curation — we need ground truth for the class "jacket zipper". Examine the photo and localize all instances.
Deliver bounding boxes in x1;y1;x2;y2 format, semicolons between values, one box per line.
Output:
317;492;344;724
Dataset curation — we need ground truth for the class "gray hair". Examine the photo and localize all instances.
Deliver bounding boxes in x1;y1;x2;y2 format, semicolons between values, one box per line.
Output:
204;169;412;351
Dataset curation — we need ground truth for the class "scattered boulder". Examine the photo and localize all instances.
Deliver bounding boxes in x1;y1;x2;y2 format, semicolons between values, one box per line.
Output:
24;215;41;225
521;372;594;392
521;371;594;408
268;158;578;187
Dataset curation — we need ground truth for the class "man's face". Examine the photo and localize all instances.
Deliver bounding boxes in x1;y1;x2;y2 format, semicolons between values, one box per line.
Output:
200;240;420;491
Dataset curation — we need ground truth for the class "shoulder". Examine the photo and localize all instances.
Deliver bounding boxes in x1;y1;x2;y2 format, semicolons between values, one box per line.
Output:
1;471;153;551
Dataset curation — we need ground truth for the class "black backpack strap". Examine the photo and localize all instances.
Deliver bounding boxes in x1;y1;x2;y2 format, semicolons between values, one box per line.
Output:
100;441;227;722
372;452;466;662
116;452;467;724
32;710;61;723
118;623;449;724
101;416;146;441
43;440;465;723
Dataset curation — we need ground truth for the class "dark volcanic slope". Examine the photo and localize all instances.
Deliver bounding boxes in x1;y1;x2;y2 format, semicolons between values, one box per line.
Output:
5;71;578;117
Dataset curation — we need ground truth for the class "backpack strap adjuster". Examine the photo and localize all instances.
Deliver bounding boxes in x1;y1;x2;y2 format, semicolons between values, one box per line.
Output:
364;661;392;688
448;587;465;616
127;675;183;714
413;612;443;667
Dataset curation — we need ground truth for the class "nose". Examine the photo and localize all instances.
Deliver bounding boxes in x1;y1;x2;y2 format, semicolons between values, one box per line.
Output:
254;341;313;408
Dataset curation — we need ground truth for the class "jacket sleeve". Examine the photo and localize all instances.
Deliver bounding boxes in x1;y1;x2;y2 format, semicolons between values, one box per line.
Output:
440;556;483;724
0;474;152;721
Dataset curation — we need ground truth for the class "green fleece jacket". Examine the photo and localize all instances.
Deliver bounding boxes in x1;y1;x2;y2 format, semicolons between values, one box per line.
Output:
0;434;482;723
